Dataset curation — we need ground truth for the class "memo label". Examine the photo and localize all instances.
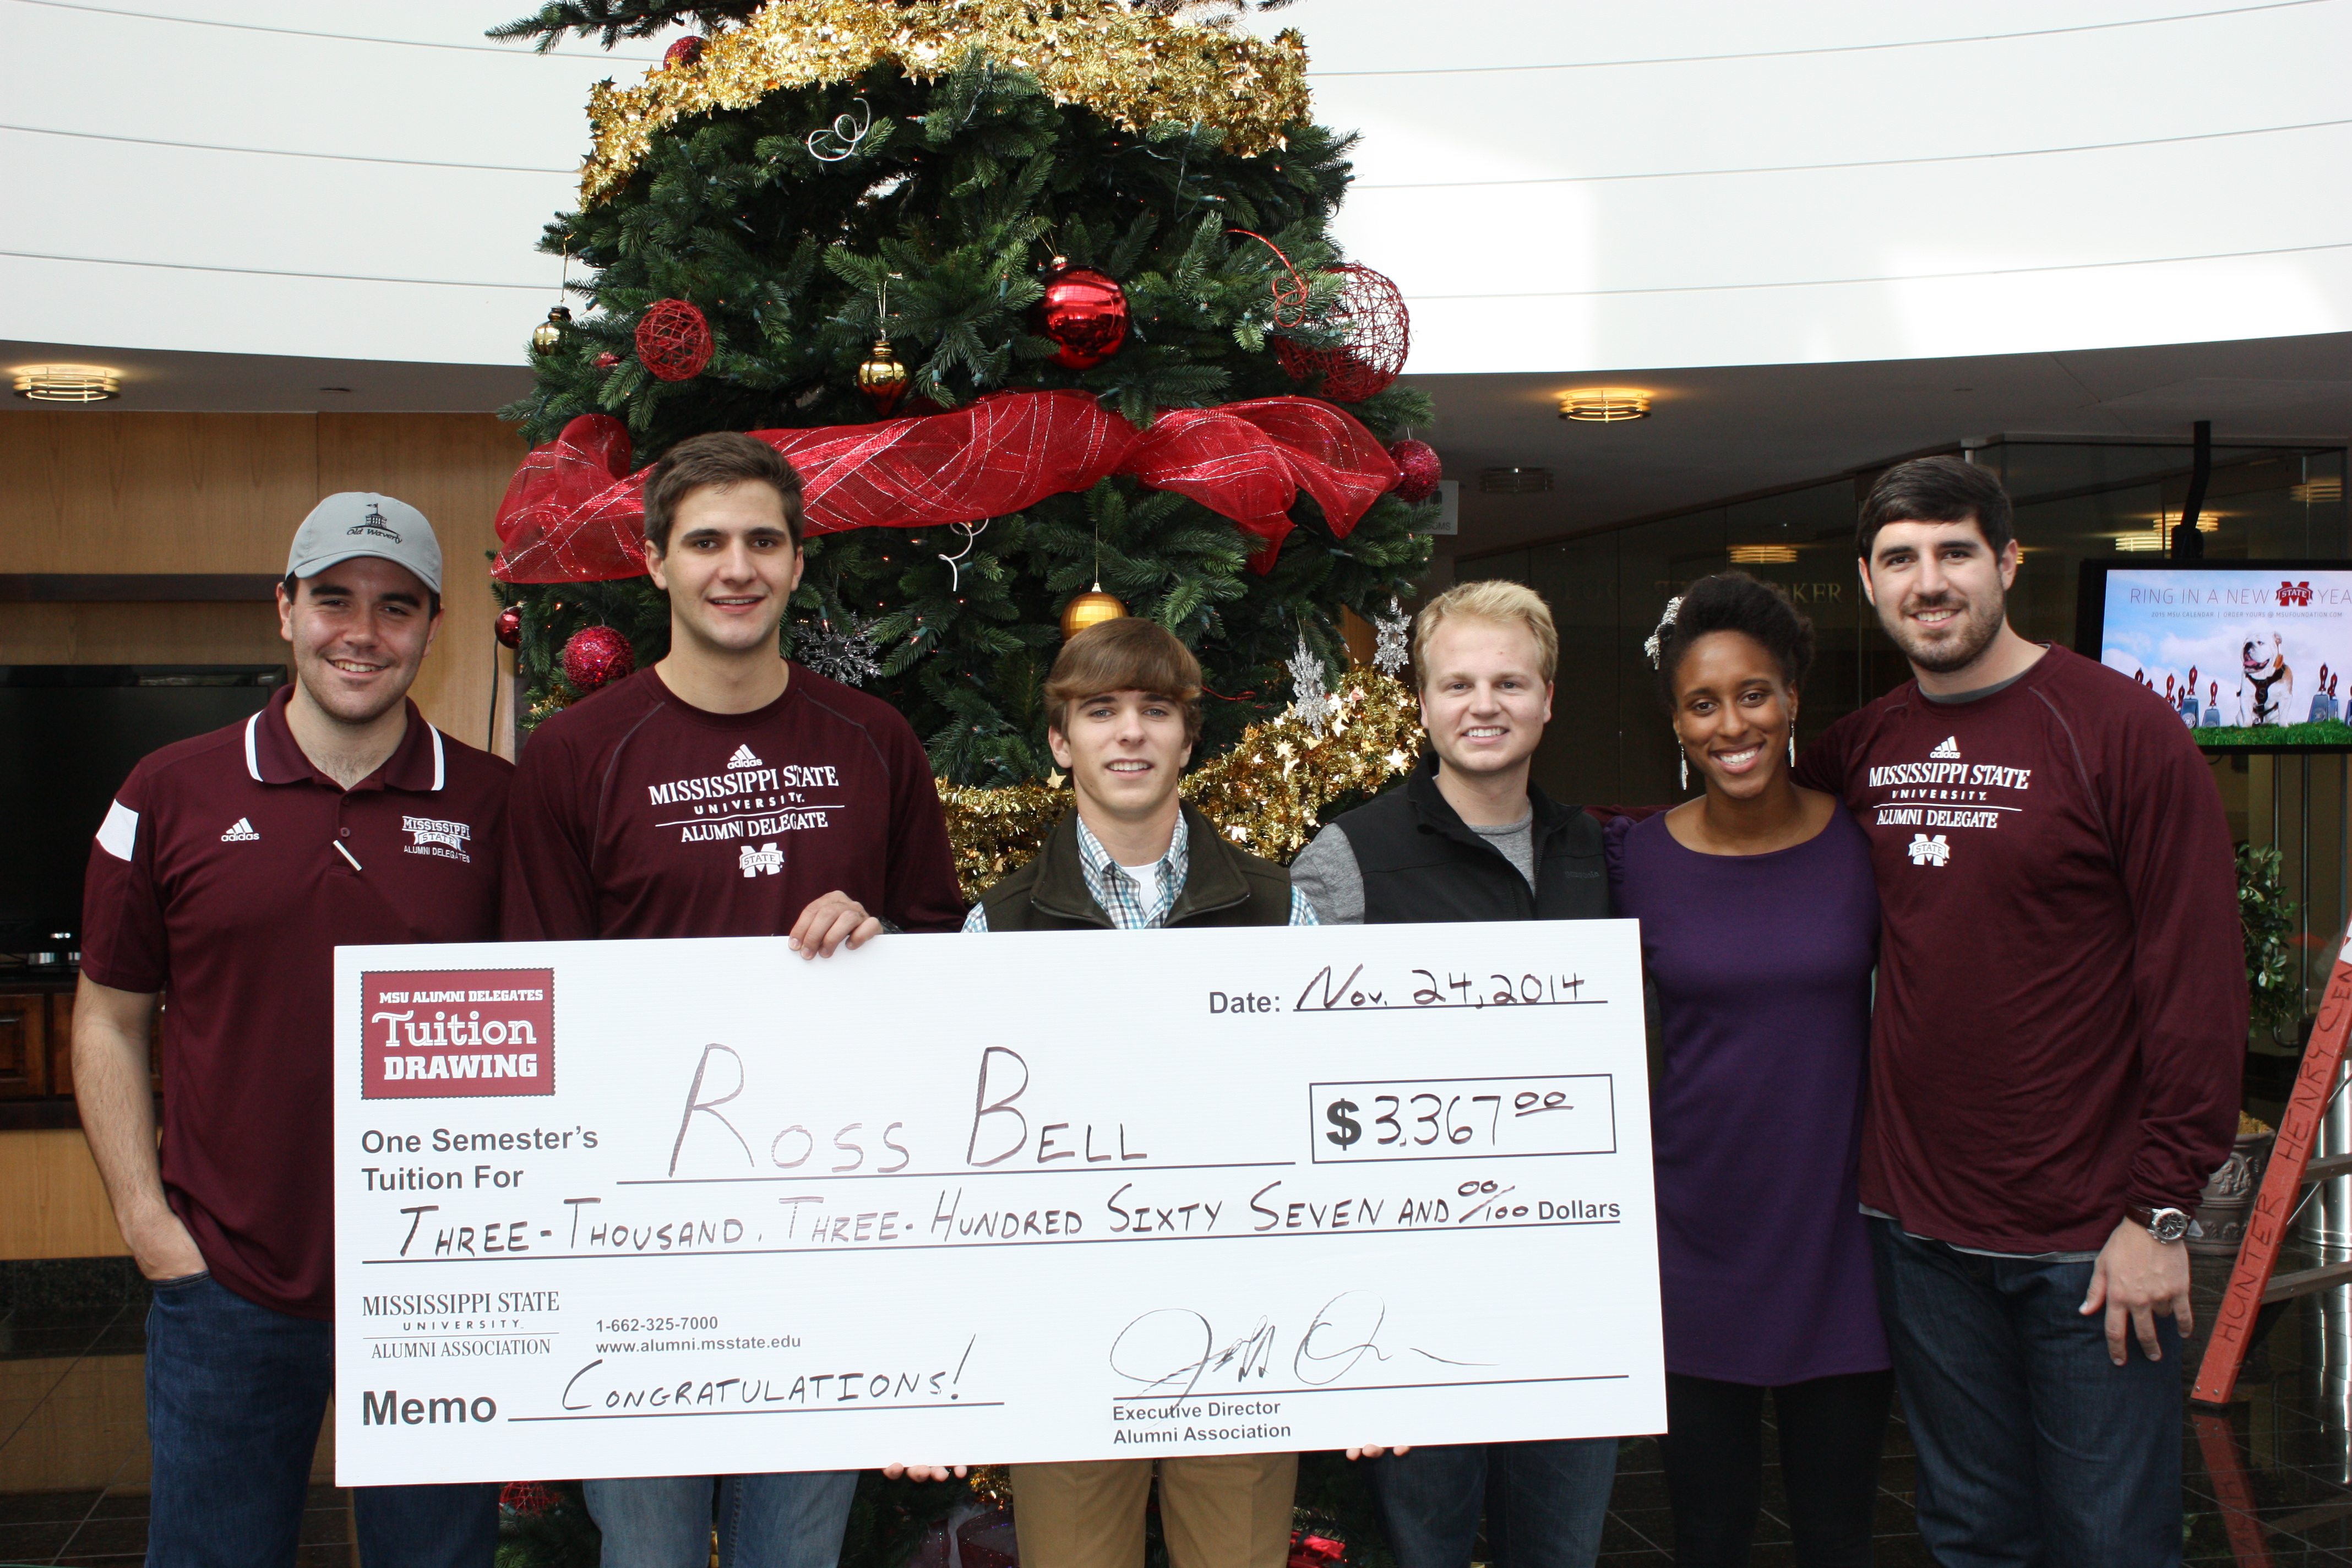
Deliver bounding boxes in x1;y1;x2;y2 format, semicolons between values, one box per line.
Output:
363;968;555;1099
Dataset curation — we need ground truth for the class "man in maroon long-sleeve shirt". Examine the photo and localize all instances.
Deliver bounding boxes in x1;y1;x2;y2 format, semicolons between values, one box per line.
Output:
503;432;966;1568
1798;456;2240;1567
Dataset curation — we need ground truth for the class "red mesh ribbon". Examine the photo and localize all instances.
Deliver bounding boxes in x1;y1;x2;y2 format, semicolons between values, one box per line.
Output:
491;391;1402;582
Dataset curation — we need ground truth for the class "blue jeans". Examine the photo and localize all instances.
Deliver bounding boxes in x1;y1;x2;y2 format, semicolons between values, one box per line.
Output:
1869;1218;2182;1567
585;1470;858;1568
1365;1439;1617;1568
145;1270;501;1568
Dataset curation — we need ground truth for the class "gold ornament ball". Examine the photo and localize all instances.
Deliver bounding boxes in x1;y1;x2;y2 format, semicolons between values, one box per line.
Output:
857;339;910;416
531;305;573;356
1060;587;1128;639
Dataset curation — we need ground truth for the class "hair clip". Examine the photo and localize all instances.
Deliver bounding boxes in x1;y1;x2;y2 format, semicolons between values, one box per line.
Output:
1642;596;1684;668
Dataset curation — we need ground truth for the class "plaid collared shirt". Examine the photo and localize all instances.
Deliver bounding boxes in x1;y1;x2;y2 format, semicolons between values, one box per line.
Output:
962;814;1319;931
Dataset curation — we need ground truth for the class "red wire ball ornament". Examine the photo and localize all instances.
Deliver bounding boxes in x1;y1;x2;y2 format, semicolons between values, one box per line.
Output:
662;35;704;69
1390;438;1442;504
1274;263;1411;403
494;605;523;649
561;625;635;692
635;299;713;382
1035;265;1129;369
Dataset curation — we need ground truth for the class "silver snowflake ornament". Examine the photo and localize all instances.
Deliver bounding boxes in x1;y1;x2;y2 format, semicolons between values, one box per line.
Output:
794;616;883;687
1372;598;1411;677
1286;633;1335;736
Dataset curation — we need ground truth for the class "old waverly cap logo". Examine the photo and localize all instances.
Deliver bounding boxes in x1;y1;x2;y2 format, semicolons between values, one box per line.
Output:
363;969;554;1099
349;503;402;542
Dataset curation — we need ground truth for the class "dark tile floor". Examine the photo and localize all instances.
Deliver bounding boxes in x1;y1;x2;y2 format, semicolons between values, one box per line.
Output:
9;1271;2352;1565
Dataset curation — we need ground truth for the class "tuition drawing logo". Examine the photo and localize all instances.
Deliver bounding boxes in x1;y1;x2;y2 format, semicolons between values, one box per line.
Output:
1908;833;1951;867
739;842;783;877
363;968;554;1099
220;817;260;842
1929;737;1962;759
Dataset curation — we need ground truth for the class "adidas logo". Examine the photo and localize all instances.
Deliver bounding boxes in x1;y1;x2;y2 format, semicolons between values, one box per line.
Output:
726;745;764;770
1929;736;1961;759
220;818;259;842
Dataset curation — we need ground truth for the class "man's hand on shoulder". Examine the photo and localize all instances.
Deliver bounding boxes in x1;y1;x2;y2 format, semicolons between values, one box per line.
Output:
790;891;883;959
2081;1216;2191;1365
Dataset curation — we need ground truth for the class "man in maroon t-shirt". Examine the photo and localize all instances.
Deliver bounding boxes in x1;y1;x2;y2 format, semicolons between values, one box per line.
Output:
502;432;965;1568
1798;456;2241;1565
76;493;509;1566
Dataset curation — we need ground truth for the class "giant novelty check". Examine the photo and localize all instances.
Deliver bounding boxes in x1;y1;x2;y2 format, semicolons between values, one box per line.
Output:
333;922;1663;1485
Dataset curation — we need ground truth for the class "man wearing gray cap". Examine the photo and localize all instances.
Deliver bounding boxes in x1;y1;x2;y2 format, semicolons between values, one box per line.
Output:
75;493;512;1566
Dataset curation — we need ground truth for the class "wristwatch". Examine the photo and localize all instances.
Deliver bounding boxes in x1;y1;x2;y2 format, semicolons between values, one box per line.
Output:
2127;1205;2192;1244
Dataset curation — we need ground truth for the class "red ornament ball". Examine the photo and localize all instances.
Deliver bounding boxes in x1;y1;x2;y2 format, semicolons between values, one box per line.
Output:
635;299;712;382
562;625;634;692
1390;439;1442;504
592;351;620;369
494;605;522;649
1274;263;1411;402
1035;265;1129;369
663;35;704;69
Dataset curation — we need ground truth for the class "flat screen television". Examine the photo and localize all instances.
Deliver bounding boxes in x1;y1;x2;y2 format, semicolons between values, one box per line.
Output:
2076;562;2352;750
0;666;285;950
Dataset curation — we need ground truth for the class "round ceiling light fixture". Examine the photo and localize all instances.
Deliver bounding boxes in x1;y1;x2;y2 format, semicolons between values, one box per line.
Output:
12;364;122;403
1558;388;1651;423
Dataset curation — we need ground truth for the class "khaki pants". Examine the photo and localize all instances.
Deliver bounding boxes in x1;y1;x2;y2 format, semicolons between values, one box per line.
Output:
1009;1453;1299;1568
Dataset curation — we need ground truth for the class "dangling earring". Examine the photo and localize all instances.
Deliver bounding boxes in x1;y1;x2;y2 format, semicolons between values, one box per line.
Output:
1788;732;1796;765
1678;737;1689;792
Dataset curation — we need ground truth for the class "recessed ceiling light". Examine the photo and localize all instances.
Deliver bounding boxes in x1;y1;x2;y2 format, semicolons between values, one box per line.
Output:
1557;388;1651;422
2293;478;2344;504
12;364;121;403
1478;467;1554;494
318;386;353;394
1728;544;1798;564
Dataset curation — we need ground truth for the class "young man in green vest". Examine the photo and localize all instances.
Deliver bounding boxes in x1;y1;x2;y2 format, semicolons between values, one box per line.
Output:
965;616;1312;1568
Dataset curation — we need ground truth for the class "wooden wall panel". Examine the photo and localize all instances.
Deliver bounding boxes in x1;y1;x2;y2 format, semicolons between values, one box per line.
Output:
0;1129;127;1260
0;413;319;575
0;410;524;756
0;602;286;667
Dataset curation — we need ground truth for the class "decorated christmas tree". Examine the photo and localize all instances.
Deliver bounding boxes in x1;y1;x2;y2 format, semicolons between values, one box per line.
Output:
487;0;1440;804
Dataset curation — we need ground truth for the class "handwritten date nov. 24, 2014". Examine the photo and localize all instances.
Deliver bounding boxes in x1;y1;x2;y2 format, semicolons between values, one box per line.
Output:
1311;1075;1617;1164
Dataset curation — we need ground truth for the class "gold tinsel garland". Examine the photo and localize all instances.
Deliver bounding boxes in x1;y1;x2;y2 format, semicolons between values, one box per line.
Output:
581;0;1311;205
938;669;1423;900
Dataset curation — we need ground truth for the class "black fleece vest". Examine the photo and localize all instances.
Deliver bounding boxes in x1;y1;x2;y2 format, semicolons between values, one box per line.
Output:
1333;756;1607;924
979;801;1295;932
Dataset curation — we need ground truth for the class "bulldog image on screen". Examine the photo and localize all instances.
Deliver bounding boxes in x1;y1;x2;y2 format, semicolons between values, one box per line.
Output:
2242;631;2296;726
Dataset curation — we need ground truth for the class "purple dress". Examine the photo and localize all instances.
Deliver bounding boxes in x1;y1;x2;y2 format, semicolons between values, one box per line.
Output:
1607;808;1890;1386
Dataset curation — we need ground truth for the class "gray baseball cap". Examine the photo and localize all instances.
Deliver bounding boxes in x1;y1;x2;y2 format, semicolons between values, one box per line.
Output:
286;493;443;595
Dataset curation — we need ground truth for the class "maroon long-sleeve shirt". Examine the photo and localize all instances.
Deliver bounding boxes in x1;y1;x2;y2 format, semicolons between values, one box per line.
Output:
502;665;966;941
1798;645;2242;1254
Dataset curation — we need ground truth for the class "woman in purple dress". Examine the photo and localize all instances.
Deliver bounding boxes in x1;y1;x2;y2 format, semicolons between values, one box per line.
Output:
1609;573;1890;1567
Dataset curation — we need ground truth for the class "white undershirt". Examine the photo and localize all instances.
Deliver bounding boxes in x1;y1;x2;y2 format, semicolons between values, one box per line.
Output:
1115;859;1163;911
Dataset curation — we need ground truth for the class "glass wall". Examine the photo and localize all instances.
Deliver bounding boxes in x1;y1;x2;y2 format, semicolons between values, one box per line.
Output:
1458;437;2351;1036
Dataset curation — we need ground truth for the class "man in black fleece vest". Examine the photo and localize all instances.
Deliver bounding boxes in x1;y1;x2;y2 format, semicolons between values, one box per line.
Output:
1291;579;1615;1568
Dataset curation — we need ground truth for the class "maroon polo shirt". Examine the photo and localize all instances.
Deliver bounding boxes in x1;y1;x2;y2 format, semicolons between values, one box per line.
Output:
501;663;965;941
79;685;511;1319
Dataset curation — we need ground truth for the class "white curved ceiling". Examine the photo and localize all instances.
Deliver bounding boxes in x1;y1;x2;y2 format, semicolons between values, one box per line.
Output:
5;0;2349;372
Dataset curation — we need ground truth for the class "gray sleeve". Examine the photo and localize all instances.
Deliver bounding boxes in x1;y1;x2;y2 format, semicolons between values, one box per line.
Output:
1288;823;1366;925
